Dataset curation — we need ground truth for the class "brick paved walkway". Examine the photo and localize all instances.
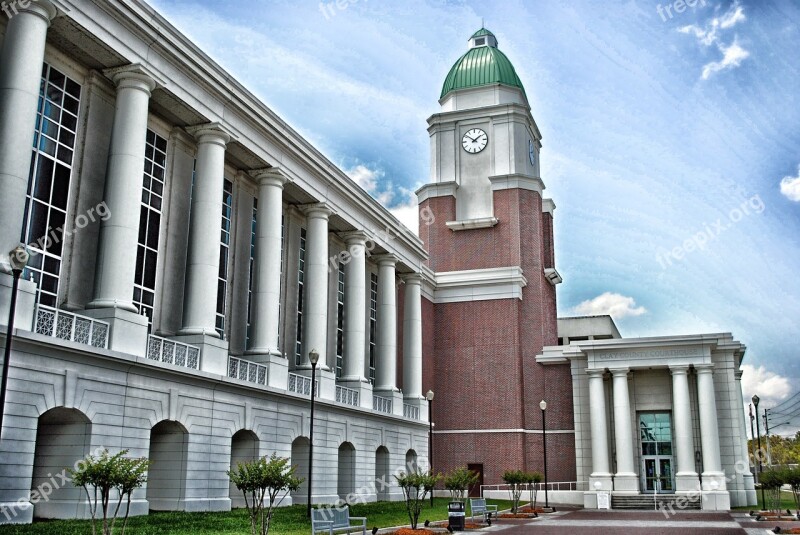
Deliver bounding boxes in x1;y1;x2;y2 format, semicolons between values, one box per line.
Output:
480;509;776;534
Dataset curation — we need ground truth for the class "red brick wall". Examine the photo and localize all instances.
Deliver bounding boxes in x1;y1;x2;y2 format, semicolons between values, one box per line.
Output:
423;187;576;484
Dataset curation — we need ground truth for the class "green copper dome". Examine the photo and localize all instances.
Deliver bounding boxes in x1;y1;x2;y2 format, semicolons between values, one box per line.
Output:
440;28;526;99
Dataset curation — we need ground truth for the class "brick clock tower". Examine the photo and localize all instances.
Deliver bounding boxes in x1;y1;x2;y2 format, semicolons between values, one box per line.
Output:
418;29;576;488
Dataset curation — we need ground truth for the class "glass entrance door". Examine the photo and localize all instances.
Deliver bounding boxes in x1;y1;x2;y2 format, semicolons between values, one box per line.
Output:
639;413;674;493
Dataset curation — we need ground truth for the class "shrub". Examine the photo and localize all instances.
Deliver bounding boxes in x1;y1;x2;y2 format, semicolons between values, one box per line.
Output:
527;472;543;510
228;454;303;535
395;469;441;529
758;469;784;513
781;467;800;514
68;449;150;535
443;467;479;503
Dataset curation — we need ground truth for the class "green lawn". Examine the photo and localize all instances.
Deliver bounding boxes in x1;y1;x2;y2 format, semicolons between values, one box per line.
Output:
732;490;800;512
0;498;514;535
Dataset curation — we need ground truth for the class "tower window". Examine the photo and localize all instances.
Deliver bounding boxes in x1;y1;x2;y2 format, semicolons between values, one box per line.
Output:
474;37;486;46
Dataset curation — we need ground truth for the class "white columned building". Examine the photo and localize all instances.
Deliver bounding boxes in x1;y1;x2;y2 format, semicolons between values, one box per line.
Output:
539;322;754;511
0;0;57;271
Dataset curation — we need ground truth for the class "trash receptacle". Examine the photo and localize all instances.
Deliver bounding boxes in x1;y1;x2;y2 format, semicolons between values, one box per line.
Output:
448;501;465;531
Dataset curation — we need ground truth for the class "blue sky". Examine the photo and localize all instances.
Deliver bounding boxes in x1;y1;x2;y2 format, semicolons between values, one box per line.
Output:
148;0;800;424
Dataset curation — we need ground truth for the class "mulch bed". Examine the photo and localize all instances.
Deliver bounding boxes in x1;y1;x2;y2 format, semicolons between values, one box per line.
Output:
392;529;437;535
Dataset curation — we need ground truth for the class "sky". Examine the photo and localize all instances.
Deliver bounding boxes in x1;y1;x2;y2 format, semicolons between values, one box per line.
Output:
146;0;800;432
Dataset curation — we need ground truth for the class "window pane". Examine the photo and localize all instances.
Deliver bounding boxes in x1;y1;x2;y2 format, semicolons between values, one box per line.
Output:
33;158;54;202
51;163;70;209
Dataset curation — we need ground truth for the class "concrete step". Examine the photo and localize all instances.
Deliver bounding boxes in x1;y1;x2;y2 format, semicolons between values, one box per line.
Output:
611;494;701;510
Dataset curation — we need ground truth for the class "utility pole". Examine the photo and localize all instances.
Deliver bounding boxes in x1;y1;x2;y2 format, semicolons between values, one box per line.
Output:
764;409;772;467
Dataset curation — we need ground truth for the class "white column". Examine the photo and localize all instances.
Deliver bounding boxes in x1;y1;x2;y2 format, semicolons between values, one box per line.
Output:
246;169;287;355
0;0;57;272
402;273;423;400
587;369;611;485
696;364;726;487
670;365;699;491
735;370;757;505
611;367;637;491
179;124;231;337
300;203;332;369
374;255;398;392
341;231;368;382
88;65;157;311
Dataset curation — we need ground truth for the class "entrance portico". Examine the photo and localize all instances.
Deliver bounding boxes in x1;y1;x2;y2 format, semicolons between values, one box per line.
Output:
538;328;756;510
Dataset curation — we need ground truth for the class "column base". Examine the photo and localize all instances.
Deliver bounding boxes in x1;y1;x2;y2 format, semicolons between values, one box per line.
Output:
613;472;639;493
149;497;230;513
742;473;757;506
338;378;373;409
588;474;613;492
82;306;149;357
172;334;229;376
373;389;405;417
176;326;221;337
701;491;730;511
701;471;728;491
0;273;36;333
86;298;138;313
402;396;429;422
675;472;701;492
244;350;289;390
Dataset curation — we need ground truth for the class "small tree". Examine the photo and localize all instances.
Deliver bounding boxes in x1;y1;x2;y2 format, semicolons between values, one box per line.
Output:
228;454;302;535
526;472;543;511
444;467;479;503
782;467;800;516
395;469;440;529
758;469;784;513
68;449;150;535
502;470;527;513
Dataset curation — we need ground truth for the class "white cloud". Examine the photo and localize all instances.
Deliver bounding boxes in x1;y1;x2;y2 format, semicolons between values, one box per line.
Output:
389;200;419;235
678;2;749;80
741;364;792;402
573;292;647;319
346;164;381;193
780;166;800;202
701;40;750;80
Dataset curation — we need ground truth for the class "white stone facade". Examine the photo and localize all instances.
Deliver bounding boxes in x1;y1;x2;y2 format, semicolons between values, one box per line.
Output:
0;0;429;524
538;329;757;510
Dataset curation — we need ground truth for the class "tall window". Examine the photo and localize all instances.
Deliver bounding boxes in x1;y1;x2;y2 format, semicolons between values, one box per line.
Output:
369;273;378;384
21;64;82;307
294;228;306;365
216;179;233;338
133;129;167;327
335;262;345;378
246;198;257;348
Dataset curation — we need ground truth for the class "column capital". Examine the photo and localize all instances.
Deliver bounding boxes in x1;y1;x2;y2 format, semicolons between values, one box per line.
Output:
300;202;334;220
17;0;58;24
250;168;290;188
586;368;605;378
341;230;369;245
373;254;398;267
103;63;161;93
186;122;234;147
401;272;423;285
694;363;715;374
735;370;744;380
669;364;691;375
609;367;630;377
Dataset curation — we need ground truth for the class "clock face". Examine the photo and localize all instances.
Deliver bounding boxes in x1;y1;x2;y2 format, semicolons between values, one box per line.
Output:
529;139;536;165
462;128;488;154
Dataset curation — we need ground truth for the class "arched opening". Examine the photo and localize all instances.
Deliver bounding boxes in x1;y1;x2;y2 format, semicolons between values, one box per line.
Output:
31;407;92;519
229;430;260;507
291;437;310;504
375;446;390;501
405;449;418;473
147;420;188;511
337;442;356;502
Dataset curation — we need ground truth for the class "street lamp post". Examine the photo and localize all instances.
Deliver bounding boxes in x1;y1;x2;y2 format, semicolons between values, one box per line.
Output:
540;399;549;510
306;350;319;518
753;395;764;511
0;245;29;441
426;389;434;506
749;404;756;467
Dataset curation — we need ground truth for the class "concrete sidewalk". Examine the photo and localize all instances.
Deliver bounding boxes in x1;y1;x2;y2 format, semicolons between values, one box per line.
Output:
476;509;773;534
